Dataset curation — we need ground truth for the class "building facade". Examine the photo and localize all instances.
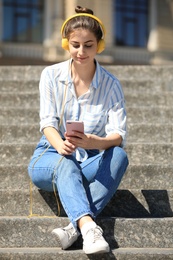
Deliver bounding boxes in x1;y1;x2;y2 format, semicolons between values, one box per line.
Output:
0;0;173;65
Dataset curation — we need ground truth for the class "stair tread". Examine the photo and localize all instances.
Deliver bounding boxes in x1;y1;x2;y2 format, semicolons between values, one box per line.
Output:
0;65;173;80
0;248;173;260
0;189;173;218
1;123;173;144
0;217;173;248
0;247;173;254
1;92;173;107
1;143;173;166
1;164;173;191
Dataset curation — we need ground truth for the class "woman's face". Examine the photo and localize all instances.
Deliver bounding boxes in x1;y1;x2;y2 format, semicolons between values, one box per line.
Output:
68;29;98;65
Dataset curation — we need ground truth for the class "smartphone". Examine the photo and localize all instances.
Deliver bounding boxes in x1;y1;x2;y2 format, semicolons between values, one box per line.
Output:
66;121;84;136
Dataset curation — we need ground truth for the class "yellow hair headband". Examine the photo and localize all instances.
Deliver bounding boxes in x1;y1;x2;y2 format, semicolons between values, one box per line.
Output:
61;13;106;39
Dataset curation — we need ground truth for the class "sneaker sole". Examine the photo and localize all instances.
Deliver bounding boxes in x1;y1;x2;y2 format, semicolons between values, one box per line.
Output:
51;230;66;249
51;230;79;250
83;245;110;254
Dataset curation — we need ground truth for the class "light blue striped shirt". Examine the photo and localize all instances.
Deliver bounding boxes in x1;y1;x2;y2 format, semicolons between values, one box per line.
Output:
39;59;127;162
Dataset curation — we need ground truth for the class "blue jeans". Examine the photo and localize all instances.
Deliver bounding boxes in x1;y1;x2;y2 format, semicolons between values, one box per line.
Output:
28;136;129;228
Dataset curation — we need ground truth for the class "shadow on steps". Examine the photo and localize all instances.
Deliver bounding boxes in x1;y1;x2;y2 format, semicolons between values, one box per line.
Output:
38;189;173;219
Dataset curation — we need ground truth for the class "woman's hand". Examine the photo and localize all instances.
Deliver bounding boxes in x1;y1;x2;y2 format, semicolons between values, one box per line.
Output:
65;131;122;150
65;131;99;150
43;127;76;156
57;139;77;155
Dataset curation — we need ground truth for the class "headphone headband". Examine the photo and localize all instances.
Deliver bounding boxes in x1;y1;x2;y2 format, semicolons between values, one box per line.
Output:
61;13;106;39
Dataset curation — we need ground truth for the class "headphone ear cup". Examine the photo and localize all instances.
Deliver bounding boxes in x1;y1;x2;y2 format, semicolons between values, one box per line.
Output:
62;38;69;51
97;39;105;54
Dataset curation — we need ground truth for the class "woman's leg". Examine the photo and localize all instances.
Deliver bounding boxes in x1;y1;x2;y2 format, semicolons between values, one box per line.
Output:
28;142;128;254
81;146;129;217
28;144;94;228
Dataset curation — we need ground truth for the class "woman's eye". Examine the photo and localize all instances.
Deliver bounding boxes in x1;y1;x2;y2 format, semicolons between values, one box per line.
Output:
73;45;80;48
72;45;93;49
85;45;92;48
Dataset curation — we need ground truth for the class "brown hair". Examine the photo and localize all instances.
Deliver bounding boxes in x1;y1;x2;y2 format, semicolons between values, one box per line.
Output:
64;6;103;42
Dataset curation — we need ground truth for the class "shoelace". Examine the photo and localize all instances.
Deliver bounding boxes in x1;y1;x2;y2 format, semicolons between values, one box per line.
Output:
64;226;76;239
87;227;103;242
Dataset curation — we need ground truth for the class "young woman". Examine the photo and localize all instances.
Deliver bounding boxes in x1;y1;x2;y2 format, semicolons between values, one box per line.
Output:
28;6;129;255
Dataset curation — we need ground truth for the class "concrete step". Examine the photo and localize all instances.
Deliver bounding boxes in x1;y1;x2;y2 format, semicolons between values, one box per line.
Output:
125;143;173;165
1;106;173;124
106;65;173;82
0;66;43;80
0;80;39;92
0;107;39;124
0;92;39;108
0;124;41;143
0;247;173;260
0;188;173;218
1;143;173;165
127;106;173;123
0;217;173;248
1;91;173;107
0;78;171;95
1;142;173;166
1;123;173;144
0;65;173;82
125;92;173;106
0;66;172;98
0;144;34;166
121;79;171;93
127;123;173;143
1;164;173;190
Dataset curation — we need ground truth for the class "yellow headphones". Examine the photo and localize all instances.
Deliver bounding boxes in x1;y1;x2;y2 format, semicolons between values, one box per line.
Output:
61;13;106;53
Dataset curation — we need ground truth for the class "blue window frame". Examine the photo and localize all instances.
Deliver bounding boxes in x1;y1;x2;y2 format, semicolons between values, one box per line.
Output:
3;0;44;43
115;0;149;47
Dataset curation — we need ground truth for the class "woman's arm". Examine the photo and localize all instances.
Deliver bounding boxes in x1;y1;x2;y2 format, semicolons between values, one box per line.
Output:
43;127;76;155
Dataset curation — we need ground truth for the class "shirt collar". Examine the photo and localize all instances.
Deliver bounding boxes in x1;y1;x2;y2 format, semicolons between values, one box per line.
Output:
91;60;102;89
59;59;72;84
58;59;102;89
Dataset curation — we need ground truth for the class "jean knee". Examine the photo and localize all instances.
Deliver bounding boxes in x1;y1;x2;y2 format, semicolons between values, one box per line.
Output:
109;146;129;172
113;145;127;157
28;165;54;192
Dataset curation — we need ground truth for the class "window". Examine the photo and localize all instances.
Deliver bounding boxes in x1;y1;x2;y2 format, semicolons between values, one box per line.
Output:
3;0;44;43
115;0;149;47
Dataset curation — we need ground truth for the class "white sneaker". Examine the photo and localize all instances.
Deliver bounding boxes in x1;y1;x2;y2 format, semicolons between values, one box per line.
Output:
83;225;110;254
52;223;80;249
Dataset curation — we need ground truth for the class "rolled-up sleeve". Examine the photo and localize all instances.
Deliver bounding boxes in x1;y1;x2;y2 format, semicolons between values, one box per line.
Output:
39;67;59;133
105;98;127;147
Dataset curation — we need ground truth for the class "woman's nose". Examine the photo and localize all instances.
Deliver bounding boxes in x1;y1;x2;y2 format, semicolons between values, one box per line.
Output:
78;45;85;54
